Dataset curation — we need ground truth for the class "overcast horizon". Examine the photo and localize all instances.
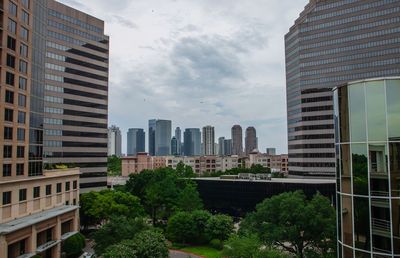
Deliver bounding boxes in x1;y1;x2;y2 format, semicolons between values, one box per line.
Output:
58;0;308;155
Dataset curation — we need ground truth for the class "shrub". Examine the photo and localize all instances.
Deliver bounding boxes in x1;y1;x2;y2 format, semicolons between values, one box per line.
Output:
62;232;86;258
209;239;223;250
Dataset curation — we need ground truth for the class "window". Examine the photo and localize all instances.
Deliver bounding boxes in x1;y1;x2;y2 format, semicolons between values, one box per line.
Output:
5;90;14;104
19;77;27;90
22;0;29;9
2;191;12;205
73;180;77;189
17;128;25;141
4;146;12;158
4;127;13;140
18;111;26;124
3;164;12;177
8;19;16;34
65;182;70;191
7;36;16;51
18;94;26;107
7;54;16;68
5;109;14;122
73;199;77;205
21;10;29;24
16;164;24;176
17;146;24;158
46;185;52;195
6;72;15;86
33;186;40;198
66;200;69;205
21;27;29;41
9;2;17;16
20;44;28;58
19;60;27;74
56;183;62;193
19;189;27;201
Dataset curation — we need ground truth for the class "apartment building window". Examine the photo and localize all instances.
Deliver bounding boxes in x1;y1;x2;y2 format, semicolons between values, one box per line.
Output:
18;94;26;107
21;11;29;24
73;199;76;205
17;128;25;141
73;180;77;189
5;90;14;104
16;164;24;176
7;36;16;51
17;146;25;158
2;192;12;205
19;77;27;90
18;111;26;124
6;54;16;68
20;43;28;57
46;185;52;195
8;19;16;34
3;164;12;177
19;60;28;74
65;182;70;191
9;2;17;16
4;146;12;158
6;72;15;86
22;0;29;9
33;186;40;198
20;27;29;41
56;183;62;193
5;109;14;122
4;127;13;140
19;189;27;201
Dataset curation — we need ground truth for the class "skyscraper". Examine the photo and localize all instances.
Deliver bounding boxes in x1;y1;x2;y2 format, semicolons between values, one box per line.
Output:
183;128;201;156
171;136;178;156
202;125;215;155
108;125;122;157
44;0;109;190
218;137;225;156
175;127;182;155
148;119;156;156
334;78;400;257
245;126;257;155
127;128;145;155
231;125;243;156
224;139;232;156
148;119;172;156
285;0;400;177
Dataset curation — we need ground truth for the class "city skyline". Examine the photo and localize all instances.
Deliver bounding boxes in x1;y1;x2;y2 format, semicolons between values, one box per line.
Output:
58;0;310;155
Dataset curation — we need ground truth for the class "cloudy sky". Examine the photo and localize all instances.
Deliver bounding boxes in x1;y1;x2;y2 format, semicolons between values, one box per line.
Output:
59;0;308;154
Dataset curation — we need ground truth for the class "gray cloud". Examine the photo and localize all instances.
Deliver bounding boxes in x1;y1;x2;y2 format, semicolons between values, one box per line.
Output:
110;15;138;29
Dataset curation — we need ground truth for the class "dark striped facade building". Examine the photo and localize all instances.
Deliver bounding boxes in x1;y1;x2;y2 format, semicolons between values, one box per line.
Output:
285;0;400;177
43;1;109;192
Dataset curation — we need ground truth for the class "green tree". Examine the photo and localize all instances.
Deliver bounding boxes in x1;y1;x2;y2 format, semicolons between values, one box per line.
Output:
62;232;86;258
176;181;203;212
92;216;149;255
192;210;212;244
205;214;234;241
250;164;271;174
103;240;137;258
240;191;336;258
131;230;169;258
166;211;196;244
108;155;122;176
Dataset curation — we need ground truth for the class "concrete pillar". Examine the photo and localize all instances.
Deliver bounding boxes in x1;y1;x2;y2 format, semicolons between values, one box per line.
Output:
30;225;37;253
0;235;8;258
73;208;80;231
54;216;62;257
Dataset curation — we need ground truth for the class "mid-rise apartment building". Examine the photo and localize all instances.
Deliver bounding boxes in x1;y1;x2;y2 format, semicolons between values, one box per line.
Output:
121;153;166;176
246;152;288;174
285;0;400;177
202;125;215;155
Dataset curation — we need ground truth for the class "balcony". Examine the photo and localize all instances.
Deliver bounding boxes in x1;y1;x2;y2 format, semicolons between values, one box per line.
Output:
36;240;61;253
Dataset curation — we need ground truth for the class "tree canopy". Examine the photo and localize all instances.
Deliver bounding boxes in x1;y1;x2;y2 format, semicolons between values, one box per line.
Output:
108;155;122;176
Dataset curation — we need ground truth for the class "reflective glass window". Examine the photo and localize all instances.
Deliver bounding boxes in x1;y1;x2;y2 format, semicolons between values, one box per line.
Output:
352;144;368;196
342;195;353;247
353;196;370;251
392;198;400;255
366;81;387;142
338;86;350;143
369;144;389;197
341;144;352;194
349;83;366;142
386;80;400;141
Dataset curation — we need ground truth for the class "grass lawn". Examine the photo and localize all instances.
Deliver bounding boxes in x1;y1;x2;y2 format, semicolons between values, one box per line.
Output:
178;246;223;258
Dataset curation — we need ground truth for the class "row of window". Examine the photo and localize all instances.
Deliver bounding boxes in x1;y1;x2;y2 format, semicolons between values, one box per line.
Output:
1;180;78;206
8;18;29;42
6;54;28;74
287;96;332;108
48;9;103;34
314;0;356;12
301;6;400;33
4;90;26;107
3;145;25;158
2;163;24;177
44;107;63;114
45;84;63;93
44;152;108;158
288;124;334;132
288;143;335;150
9;1;30;23
288;152;335;158
288;115;334;125
47;30;107;54
4;127;25;141
5;71;28;90
44;95;63;104
44;118;62;125
44;141;62;147
45;62;64;72
48;19;104;42
44;129;62;136
4;109;26;123
7;36;29;58
288;162;336;168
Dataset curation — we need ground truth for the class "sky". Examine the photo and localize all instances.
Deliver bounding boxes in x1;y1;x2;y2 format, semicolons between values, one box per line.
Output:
59;0;308;155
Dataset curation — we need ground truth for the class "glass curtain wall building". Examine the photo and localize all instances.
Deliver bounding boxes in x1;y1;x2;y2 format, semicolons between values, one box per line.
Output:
285;0;400;177
334;78;400;257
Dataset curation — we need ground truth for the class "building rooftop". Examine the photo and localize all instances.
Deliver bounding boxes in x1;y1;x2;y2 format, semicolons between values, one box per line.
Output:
194;177;335;184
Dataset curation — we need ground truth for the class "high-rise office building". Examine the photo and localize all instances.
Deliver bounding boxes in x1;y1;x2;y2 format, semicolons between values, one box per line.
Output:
127;128;145;155
171;136;178;156
43;0;109;190
0;0;106;255
285;0;400;177
231;125;243;156
218;137;225;156
107;125;122;157
224;139;232;156
175;127;182;155
148;119;172;156
202;125;215;155
183;128;201;156
245;126;257;155
334;78;400;257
